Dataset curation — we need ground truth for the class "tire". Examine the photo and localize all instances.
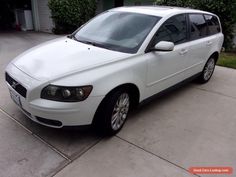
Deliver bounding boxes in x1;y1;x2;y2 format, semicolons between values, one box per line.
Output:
93;89;131;135
197;57;216;84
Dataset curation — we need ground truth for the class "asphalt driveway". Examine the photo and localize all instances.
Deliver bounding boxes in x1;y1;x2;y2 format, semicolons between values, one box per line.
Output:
0;32;235;177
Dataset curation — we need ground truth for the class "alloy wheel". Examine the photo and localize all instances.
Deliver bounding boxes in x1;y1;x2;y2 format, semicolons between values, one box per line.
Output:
111;93;130;131
204;58;215;81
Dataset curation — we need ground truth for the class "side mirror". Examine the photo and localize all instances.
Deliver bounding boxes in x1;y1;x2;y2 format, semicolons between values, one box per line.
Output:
152;41;174;52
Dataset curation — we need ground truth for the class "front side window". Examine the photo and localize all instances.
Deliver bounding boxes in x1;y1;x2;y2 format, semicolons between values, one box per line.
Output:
152;14;187;45
189;14;208;40
204;15;221;35
74;11;160;53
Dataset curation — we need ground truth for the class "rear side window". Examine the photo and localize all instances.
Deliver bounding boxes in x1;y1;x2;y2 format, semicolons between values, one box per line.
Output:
204;15;221;35
189;14;208;40
153;14;187;45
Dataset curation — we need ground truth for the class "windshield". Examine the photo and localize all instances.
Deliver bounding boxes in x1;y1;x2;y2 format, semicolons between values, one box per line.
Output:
74;11;161;53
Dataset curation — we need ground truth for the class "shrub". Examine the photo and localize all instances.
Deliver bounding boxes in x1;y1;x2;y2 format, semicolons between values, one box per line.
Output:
48;0;97;34
155;0;236;50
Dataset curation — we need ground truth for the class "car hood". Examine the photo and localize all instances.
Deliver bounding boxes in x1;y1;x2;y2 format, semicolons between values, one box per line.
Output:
12;37;132;81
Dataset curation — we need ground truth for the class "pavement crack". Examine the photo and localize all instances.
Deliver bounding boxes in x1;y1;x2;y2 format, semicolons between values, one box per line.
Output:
51;138;103;177
116;135;201;177
193;86;236;100
0;107;71;162
0;107;104;177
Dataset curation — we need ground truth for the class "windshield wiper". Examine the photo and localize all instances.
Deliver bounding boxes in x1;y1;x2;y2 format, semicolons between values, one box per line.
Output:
68;35;110;50
77;39;98;46
67;34;74;39
67;34;80;42
77;39;110;49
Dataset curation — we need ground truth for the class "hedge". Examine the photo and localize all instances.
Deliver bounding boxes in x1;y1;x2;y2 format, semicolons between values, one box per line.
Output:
48;0;97;34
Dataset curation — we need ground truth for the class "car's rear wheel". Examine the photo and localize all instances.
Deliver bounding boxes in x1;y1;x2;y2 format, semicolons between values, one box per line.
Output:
197;57;216;84
94;89;131;135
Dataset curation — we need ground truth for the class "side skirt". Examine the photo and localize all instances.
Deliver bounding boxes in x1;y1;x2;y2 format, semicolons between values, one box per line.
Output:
139;72;201;106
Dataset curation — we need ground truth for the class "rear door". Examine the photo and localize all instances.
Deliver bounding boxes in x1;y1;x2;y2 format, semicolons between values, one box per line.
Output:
204;14;224;53
185;13;213;73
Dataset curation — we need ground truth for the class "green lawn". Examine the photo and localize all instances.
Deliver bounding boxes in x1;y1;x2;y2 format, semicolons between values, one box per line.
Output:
217;52;236;69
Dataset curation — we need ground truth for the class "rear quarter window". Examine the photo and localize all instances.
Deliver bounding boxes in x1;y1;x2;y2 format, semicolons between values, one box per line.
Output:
204;15;221;35
189;14;208;40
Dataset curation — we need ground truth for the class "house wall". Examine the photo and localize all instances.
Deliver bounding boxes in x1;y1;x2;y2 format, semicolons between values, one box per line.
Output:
31;0;40;31
37;0;53;32
31;0;53;33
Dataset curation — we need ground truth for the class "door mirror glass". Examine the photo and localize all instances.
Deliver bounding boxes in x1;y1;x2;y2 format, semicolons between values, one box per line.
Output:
153;41;174;51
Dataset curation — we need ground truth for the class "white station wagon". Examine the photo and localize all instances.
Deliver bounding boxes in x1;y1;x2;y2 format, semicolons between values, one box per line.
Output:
5;6;224;134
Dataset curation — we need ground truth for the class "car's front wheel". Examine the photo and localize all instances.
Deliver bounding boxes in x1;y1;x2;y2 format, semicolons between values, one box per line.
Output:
94;89;131;135
197;57;216;83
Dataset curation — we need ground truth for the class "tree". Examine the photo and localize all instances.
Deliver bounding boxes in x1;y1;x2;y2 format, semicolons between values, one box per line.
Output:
155;0;236;50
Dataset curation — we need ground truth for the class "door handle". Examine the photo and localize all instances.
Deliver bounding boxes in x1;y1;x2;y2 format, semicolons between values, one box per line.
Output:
179;49;188;55
206;41;213;46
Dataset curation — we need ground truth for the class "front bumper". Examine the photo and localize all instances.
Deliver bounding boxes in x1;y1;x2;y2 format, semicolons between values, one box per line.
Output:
25;96;103;128
5;64;104;128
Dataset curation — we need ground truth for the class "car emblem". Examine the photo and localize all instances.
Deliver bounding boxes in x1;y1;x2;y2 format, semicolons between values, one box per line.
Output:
12;81;19;89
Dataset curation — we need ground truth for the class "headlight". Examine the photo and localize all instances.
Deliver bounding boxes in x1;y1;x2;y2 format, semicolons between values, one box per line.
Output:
41;85;93;102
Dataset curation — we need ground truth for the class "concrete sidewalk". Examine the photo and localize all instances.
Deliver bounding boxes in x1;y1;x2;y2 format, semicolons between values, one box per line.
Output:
0;32;235;177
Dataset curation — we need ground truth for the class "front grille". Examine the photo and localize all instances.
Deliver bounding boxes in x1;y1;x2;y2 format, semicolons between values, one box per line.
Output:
5;72;27;98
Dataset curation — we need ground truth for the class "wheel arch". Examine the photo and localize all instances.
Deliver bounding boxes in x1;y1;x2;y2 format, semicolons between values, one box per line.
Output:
92;83;140;125
209;51;219;63
100;83;140;109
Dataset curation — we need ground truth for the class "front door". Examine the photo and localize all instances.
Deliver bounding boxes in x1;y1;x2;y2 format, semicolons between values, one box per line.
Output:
145;14;191;98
